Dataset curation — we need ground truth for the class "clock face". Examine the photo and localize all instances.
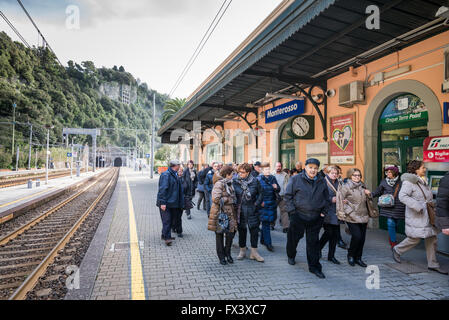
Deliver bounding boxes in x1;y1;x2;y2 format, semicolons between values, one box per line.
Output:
292;117;310;137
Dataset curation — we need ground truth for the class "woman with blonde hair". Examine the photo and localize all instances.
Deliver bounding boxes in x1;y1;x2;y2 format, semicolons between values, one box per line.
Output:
337;168;373;267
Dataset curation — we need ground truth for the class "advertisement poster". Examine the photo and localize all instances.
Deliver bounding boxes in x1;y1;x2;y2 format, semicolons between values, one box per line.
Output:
330;113;355;164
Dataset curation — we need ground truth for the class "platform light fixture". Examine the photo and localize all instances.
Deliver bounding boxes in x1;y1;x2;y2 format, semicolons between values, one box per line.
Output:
265;92;304;100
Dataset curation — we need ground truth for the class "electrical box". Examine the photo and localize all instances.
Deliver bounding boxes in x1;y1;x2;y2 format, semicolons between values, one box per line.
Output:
338;81;365;107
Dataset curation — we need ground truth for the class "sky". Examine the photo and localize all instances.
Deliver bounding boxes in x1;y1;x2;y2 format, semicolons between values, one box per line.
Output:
0;0;282;98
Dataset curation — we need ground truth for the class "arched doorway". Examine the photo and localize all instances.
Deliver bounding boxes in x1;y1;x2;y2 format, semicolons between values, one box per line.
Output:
114;157;122;167
279;122;295;170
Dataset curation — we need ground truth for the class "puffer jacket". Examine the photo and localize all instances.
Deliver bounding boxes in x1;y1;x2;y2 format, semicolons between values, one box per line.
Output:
399;173;438;238
208;176;238;233
337;180;370;224
284;171;330;221
257;174;280;223
232;175;263;228
436;172;449;230
372;178;406;220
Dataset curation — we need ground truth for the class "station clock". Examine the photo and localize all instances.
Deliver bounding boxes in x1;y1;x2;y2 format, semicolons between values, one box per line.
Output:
289;115;315;139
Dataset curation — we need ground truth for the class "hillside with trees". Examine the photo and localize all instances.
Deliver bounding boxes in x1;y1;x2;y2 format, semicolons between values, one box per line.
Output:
0;31;170;168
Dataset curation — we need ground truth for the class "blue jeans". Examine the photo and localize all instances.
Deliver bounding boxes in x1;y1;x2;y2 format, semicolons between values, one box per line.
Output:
261;221;272;246
159;207;173;240
387;218;398;242
205;190;212;216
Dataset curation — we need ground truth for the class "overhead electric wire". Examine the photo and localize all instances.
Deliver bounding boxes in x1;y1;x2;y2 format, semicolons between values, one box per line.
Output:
16;0;63;66
169;0;233;97
0;10;31;48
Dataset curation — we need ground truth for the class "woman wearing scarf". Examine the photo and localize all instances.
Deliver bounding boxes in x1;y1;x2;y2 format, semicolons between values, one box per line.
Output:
208;166;238;265
182;160;198;219
257;162;280;252
336;168;372;267
372;165;405;248
392;160;448;275
233;163;264;262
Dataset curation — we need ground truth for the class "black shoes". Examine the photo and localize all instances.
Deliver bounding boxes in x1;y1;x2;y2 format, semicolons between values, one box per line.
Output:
187;214;192;220
270;226;275;231
328;257;341;265
283;228;288;233
428;267;449;275
177;233;183;238
310;270;325;279
338;239;348;249
226;255;234;264
288;257;296;265
260;238;265;245
347;256;355;266
219;258;227;265
355;258;367;268
266;244;274;252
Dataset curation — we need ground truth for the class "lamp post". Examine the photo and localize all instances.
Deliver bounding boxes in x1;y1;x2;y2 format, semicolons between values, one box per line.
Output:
44;124;54;185
12;102;16;155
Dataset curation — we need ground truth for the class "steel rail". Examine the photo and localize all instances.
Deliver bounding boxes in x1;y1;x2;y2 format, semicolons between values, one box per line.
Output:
9;168;118;300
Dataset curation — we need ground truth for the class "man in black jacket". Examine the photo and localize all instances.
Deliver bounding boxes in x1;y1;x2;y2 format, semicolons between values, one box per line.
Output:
284;158;330;279
436;172;449;236
156;159;184;246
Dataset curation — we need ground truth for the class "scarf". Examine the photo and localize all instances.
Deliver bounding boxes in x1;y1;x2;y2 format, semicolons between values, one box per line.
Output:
386;176;399;187
189;168;195;181
236;175;254;202
223;178;236;202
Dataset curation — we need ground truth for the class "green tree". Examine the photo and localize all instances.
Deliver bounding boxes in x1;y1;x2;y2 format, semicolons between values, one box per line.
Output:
161;97;186;126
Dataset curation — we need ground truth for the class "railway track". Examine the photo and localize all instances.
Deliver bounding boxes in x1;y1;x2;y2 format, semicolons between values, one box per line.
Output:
0;167;119;300
0;169;87;189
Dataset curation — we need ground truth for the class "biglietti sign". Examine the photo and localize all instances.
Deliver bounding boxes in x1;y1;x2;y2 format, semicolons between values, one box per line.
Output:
424;136;449;162
265;99;305;124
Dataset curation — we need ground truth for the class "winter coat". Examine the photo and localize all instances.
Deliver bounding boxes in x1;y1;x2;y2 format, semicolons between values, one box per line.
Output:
436;172;449;230
212;171;221;185
204;170;215;193
284;171;330;222
197;182;204;192
208;176;238;233
257;175;280;223
324;176;339;225
337;180;370;224
198;167;210;185
232;175;263;228
180;175;193;200
183;168;198;192
156;167;184;209
399;173;438;238
250;169;260;179
273;171;289;196
372;178;406;220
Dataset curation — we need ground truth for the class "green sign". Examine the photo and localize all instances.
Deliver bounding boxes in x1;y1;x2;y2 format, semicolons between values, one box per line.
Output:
380;94;428;125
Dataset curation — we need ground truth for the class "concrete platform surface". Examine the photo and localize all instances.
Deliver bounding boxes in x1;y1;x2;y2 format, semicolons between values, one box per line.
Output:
67;168;449;300
0;168;107;217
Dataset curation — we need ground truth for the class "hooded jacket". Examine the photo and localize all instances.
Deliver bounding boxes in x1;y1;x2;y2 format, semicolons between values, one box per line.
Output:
399;173;437;239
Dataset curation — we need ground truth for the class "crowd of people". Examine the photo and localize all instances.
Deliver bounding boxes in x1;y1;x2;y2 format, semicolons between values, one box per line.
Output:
156;158;449;279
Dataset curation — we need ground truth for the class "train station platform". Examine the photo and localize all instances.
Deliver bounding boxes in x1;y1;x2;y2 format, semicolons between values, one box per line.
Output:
67;167;449;300
0;168;106;223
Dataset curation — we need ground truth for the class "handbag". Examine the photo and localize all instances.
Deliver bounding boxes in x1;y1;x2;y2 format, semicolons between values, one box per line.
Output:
378;184;400;208
366;194;379;218
417;183;436;227
216;199;230;234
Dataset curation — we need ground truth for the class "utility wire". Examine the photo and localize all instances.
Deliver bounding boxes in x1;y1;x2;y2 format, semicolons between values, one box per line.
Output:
169;0;233;97
0;10;31;48
16;0;63;66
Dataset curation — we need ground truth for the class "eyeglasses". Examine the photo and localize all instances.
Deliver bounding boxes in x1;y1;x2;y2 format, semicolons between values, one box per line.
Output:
352;174;361;177
238;171;247;174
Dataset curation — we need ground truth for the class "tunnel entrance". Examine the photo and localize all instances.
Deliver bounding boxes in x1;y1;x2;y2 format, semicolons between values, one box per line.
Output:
114;157;123;167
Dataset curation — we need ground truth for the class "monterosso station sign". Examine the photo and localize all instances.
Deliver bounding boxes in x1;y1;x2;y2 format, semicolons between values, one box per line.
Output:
265;99;305;123
424;136;449;162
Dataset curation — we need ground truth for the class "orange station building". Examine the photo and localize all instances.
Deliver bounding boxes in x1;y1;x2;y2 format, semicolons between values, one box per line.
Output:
158;0;449;232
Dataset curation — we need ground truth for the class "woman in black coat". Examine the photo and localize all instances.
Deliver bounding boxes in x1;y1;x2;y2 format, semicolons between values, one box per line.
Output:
436;172;449;235
372;166;405;248
319;166;341;264
183;160;198;219
173;166;192;238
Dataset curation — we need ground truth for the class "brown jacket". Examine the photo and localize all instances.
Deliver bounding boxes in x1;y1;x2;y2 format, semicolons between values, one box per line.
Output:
207;176;238;233
337;180;370;223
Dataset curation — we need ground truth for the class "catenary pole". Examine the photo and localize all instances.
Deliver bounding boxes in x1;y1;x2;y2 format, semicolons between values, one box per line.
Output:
151;93;155;179
28;123;32;170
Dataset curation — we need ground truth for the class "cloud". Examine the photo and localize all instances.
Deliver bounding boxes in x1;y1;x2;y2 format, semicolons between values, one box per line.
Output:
0;0;220;28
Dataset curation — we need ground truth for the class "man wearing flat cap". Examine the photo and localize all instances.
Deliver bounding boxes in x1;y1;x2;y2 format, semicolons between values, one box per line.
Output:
284;158;330;279
156;159;184;246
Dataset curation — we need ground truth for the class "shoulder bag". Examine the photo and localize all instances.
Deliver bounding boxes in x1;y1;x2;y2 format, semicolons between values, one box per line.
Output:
416;183;436;227
378;183;400;208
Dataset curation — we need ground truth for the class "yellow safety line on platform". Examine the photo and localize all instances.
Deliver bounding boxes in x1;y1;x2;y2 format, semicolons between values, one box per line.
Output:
124;173;146;300
0;187;54;208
